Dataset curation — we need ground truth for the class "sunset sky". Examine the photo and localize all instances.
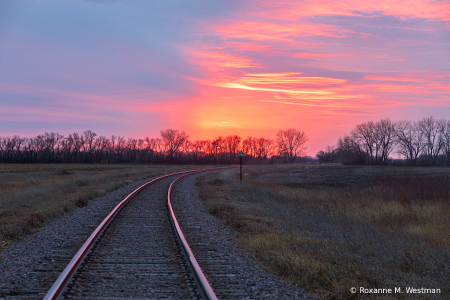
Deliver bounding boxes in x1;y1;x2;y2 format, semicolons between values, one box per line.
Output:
1;0;449;155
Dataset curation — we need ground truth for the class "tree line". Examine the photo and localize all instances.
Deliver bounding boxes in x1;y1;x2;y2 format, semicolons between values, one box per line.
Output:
317;116;450;165
0;128;308;164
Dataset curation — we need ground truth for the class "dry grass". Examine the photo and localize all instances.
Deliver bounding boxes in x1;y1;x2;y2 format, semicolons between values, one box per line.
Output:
197;164;450;299
0;164;216;254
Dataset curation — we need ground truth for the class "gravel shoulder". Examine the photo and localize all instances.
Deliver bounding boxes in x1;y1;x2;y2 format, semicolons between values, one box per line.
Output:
171;172;316;300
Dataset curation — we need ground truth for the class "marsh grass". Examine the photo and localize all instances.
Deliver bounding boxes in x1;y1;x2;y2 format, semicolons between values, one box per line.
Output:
0;164;212;253
197;165;450;299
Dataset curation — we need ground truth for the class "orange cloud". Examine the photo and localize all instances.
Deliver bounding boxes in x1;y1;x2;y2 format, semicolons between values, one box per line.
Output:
213;20;351;40
261;99;355;108
186;51;260;70
192;72;348;96
236;72;347;86
251;0;450;23
295;53;350;58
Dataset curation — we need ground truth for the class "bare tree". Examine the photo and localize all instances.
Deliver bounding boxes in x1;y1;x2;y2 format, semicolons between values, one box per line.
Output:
83;130;97;162
353;121;376;164
211;136;224;160
143;137;154;162
154;138;165;161
181;139;193;162
255;137;275;161
242;137;256;157
34;135;47;162
0;136;24;162
127;138;138;163
192;140;208;160
43;133;56;162
375;118;396;164
394;120;425;165
116;136;126;163
316;145;337;163
418;116;445;165
276;128;308;162
72;133;84;163
442;120;450;165
54;133;64;161
94;136;110;162
204;140;213;159
61;134;73;162
160;129;189;162
224;135;242;160
335;134;366;164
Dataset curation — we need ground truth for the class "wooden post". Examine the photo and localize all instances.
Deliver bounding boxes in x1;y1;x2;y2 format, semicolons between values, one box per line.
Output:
238;151;244;183
240;156;242;183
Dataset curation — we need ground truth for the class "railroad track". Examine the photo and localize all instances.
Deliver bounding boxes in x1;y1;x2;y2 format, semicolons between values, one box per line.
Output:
43;168;237;300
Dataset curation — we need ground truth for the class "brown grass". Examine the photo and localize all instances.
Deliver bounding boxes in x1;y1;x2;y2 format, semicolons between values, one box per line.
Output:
0;164;217;254
196;164;450;299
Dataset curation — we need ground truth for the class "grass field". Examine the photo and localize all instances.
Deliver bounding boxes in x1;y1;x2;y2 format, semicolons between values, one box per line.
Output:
196;164;450;299
0;163;216;254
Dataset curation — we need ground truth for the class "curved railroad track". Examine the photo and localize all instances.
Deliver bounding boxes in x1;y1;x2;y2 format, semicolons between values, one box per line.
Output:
44;168;231;300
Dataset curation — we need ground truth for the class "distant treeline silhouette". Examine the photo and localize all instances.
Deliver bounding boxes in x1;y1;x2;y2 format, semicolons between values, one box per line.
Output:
0;128;308;164
317;116;450;165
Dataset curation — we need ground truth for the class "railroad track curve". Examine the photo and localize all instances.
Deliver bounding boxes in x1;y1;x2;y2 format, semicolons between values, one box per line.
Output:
44;167;231;300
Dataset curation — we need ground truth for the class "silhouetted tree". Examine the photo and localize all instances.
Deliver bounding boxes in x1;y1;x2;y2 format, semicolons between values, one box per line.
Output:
394;120;424;165
255;137;275;162
82;130;96;162
316;145;337;163
160;129;189;162
276;128;308;162
375;118;395;164
242;137;256;158
224;135;242;161
418;116;445;165
352;121;376;164
0;128;308;164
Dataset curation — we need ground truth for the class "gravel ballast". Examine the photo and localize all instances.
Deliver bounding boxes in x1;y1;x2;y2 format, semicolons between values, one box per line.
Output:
0;171;316;299
0;177;156;299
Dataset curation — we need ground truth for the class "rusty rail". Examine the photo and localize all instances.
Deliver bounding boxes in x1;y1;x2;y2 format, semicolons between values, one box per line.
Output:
44;167;230;300
168;173;218;300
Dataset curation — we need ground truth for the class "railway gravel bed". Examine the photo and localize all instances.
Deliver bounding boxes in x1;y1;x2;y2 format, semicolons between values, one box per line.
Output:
0;177;159;300
64;175;197;299
0;169;315;299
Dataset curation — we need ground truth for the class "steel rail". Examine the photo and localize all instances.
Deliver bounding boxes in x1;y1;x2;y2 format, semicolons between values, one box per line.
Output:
168;173;218;300
44;167;231;300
